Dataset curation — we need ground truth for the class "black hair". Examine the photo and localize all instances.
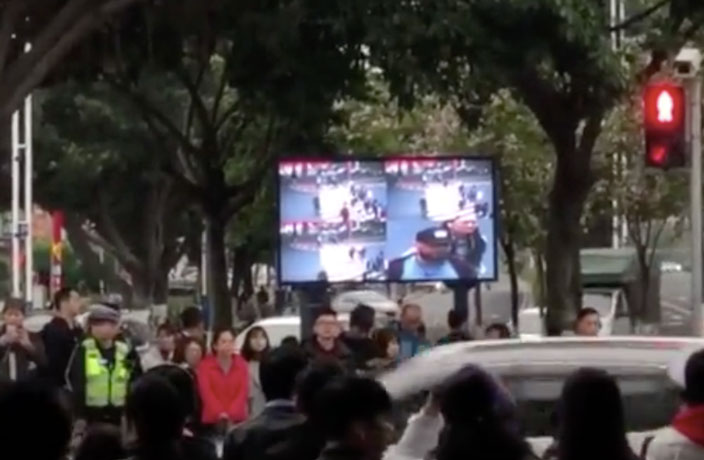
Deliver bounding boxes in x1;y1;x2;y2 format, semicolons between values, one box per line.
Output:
2;297;25;315
372;328;399;359
281;336;300;347
256;287;269;304
144;365;198;423
576;307;599;322
447;310;466;330
260;346;308;401
314;306;338;322
53;287;75;311
350;304;375;333
156;322;176;337
435;365;528;460
557;368;633;460
684;349;704;404
241;326;271;362
180;306;203;330
211;327;236;352
126;375;186;458
313;376;392;440
296;361;345;416
74;424;126;460
0;382;72;460
485;323;511;338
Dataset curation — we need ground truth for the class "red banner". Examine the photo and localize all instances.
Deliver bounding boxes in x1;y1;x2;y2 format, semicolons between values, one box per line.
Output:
50;211;64;295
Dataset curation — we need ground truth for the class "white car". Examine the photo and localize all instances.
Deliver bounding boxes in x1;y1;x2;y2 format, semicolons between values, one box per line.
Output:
332;290;399;317
661;261;683;273
380;336;704;457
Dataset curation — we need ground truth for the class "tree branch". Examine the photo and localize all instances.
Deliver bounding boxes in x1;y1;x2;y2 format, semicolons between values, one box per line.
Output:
0;0;25;78
174;63;212;141
608;0;671;32
95;189;143;271
0;0;142;120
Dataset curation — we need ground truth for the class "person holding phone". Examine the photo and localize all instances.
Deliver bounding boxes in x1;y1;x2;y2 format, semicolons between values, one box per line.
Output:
0;297;45;383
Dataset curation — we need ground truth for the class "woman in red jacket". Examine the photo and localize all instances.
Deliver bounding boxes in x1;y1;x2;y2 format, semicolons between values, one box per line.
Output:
196;328;249;431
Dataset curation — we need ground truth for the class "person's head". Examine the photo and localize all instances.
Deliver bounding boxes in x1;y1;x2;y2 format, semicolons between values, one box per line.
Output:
350;303;375;335
260;346;308;402
446;210;478;236
74;424;125;460
180;307;204;337
256;288;269;305
436;365;526;460
400;303;423;332
87;305;121;342
0;382;72;460
156;323;176;354
144;365;198;423
241;326;271;361
2;297;25;328
296;361;346;416
683;349;704;405
372;328;400;360
415;228;452;262
182;338;204;369
126;375;185;447
314;376;393;460
447;310;466;332
485;323;511;340
574;308;601;336
313;307;341;342
557;368;630;460
281;336;300;348
54;287;81;316
211;328;236;358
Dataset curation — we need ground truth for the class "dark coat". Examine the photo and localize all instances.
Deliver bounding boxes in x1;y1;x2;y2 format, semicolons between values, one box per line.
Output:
223;404;306;460
40;316;83;387
0;325;45;383
303;338;354;372
316;444;367;460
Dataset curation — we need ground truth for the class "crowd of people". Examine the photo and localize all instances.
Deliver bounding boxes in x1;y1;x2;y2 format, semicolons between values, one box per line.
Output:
0;285;685;460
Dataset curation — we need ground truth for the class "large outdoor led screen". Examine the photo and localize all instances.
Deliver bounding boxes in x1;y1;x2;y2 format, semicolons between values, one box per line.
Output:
277;157;497;284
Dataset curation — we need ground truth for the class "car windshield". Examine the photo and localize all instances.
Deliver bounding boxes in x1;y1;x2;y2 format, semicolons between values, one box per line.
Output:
502;371;679;437
582;293;613;318
346;290;388;303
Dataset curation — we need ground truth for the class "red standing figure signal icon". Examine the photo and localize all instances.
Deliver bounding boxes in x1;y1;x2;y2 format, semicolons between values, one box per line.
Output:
643;83;686;169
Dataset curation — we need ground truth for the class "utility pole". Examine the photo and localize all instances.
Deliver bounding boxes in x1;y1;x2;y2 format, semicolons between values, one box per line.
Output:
686;53;703;336
10;43;33;306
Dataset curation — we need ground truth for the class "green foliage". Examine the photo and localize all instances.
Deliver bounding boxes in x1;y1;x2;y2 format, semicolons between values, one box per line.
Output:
591;101;688;257
32;241;99;292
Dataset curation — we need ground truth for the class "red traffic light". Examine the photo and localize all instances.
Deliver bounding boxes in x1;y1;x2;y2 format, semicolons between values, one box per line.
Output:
643;82;687;169
644;83;685;130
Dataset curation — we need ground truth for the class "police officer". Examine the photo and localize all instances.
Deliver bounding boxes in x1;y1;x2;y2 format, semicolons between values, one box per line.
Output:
387;227;476;281
66;305;132;427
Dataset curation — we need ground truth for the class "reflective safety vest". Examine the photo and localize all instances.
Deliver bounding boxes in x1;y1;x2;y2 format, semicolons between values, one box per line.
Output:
83;338;129;408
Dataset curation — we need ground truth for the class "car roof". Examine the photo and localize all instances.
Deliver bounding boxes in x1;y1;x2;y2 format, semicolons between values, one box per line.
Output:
381;336;704;398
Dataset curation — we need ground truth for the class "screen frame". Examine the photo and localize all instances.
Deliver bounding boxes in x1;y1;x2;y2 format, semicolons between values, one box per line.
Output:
275;154;499;286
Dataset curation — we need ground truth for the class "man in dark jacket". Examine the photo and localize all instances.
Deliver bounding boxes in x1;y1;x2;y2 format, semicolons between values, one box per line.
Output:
340;304;377;371
223;347;309;460
436;310;472;345
0;297;45;383
41;287;83;388
303;307;354;371
445;208;487;273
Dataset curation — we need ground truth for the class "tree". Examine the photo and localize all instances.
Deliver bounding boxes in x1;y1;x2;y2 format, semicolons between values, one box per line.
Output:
591;101;687;328
470;91;553;329
35;80;198;307
366;0;703;334
85;0;370;327
0;0;142;125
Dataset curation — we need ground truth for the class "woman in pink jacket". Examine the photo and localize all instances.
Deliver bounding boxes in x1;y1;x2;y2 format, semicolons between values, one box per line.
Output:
196;328;249;431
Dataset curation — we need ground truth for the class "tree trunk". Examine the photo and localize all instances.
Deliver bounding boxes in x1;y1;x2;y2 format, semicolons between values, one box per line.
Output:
205;216;231;329
534;249;547;317
545;155;591;336
504;240;520;331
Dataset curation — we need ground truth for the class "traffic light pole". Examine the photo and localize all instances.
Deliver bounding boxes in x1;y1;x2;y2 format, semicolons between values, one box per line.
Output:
691;75;703;336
